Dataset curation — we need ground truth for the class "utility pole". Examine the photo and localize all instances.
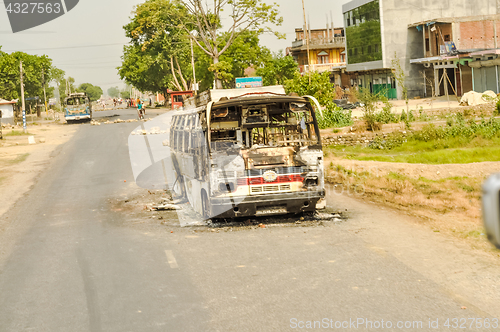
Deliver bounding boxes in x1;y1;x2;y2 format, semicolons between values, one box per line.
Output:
190;37;197;95
20;60;27;133
57;81;63;115
301;0;311;83
42;69;48;117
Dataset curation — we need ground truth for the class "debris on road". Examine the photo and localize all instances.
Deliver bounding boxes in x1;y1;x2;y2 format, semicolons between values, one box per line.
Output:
91;118;153;126
130;127;167;136
152;203;182;211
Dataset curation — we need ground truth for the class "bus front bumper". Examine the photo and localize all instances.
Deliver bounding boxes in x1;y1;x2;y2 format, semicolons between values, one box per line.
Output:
65;114;91;121
210;190;325;219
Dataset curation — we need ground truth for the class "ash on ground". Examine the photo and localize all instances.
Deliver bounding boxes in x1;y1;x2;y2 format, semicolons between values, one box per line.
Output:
206;208;348;230
112;188;348;230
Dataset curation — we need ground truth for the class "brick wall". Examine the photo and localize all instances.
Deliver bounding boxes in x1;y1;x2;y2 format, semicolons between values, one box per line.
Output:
295;28;344;41
459;20;498;49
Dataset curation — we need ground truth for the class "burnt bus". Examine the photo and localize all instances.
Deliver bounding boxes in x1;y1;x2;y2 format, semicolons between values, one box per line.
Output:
168;86;325;219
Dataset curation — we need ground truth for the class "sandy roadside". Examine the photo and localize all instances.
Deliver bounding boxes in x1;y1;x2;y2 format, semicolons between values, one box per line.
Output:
324;155;500;251
0;123;78;219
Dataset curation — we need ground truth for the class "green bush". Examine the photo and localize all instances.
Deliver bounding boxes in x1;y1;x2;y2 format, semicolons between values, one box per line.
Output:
375;101;398;124
369;133;406;150
400;109;415;122
317;103;353;129
368;114;500;151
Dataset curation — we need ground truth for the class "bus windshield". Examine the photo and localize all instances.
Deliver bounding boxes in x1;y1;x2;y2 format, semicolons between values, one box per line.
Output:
209;100;320;151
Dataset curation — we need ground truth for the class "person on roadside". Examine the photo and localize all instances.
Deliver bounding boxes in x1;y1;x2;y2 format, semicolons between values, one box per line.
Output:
137;100;144;119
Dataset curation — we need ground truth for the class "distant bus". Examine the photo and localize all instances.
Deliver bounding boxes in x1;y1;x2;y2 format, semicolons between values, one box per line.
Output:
64;93;92;122
168;86;325;219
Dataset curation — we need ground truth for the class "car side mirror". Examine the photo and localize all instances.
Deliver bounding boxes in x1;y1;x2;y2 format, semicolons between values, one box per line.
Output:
482;173;500;249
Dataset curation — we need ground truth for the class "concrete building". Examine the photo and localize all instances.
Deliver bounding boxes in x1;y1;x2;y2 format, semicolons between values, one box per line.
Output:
0;99;17;125
289;27;347;85
342;0;499;98
410;15;500;96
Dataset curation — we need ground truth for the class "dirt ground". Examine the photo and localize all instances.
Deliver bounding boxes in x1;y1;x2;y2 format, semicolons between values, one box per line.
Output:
0;122;78;218
324;155;500;252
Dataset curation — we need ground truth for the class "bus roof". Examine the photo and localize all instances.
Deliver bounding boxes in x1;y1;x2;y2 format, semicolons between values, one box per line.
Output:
212;95;309;108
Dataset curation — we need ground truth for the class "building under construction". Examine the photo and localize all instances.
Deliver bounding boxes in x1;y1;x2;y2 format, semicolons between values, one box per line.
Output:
342;0;500;99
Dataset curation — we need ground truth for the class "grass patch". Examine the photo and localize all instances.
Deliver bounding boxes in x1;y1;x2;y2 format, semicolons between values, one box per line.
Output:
329;116;500;164
8;153;30;165
328;136;500;164
5;130;32;136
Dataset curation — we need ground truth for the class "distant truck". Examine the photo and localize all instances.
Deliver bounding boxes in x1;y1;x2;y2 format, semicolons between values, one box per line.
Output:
64;93;92;122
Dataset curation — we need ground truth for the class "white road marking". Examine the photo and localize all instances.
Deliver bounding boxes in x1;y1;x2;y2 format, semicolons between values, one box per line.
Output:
165;250;179;269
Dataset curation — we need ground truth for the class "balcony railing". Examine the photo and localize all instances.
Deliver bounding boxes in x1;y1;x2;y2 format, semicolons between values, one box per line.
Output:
292;37;345;49
300;62;346;73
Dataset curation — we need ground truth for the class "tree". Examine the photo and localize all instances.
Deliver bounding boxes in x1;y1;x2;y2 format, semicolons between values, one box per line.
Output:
0;48;61;103
283;71;351;129
177;0;283;88
120;88;131;99
58;76;76;101
283;71;335;106
195;30;272;89
78;83;103;101
118;0;193;97
108;86;120;98
256;51;298;86
391;54;409;122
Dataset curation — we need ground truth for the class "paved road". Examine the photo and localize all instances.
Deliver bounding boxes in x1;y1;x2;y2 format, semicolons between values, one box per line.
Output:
0;107;499;331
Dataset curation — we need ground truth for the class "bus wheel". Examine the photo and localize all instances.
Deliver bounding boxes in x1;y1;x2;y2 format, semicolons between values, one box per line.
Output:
201;191;211;219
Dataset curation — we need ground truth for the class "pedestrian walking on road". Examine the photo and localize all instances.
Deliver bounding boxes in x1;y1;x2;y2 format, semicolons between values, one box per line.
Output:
137;101;144;120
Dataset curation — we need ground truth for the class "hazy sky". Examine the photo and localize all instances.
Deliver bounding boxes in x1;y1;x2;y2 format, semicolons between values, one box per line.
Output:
0;0;350;92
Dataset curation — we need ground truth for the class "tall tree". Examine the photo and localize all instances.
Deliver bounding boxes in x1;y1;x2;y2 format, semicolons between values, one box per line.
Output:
0;48;61;103
283;71;335;107
78;83;103;101
58;76;76;101
192;30;272;90
118;0;193;97
177;0;283;88
256;52;298;86
120;88;131;99
107;86;120;98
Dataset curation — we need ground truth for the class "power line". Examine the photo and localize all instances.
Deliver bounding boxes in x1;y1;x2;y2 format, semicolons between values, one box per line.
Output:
2;42;126;52
56;60;121;66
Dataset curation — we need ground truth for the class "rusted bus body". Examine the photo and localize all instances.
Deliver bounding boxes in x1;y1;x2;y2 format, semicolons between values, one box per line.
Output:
168;88;325;219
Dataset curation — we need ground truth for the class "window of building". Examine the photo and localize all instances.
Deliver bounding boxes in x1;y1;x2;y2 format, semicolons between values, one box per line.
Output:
344;0;382;65
317;51;329;64
425;38;430;51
